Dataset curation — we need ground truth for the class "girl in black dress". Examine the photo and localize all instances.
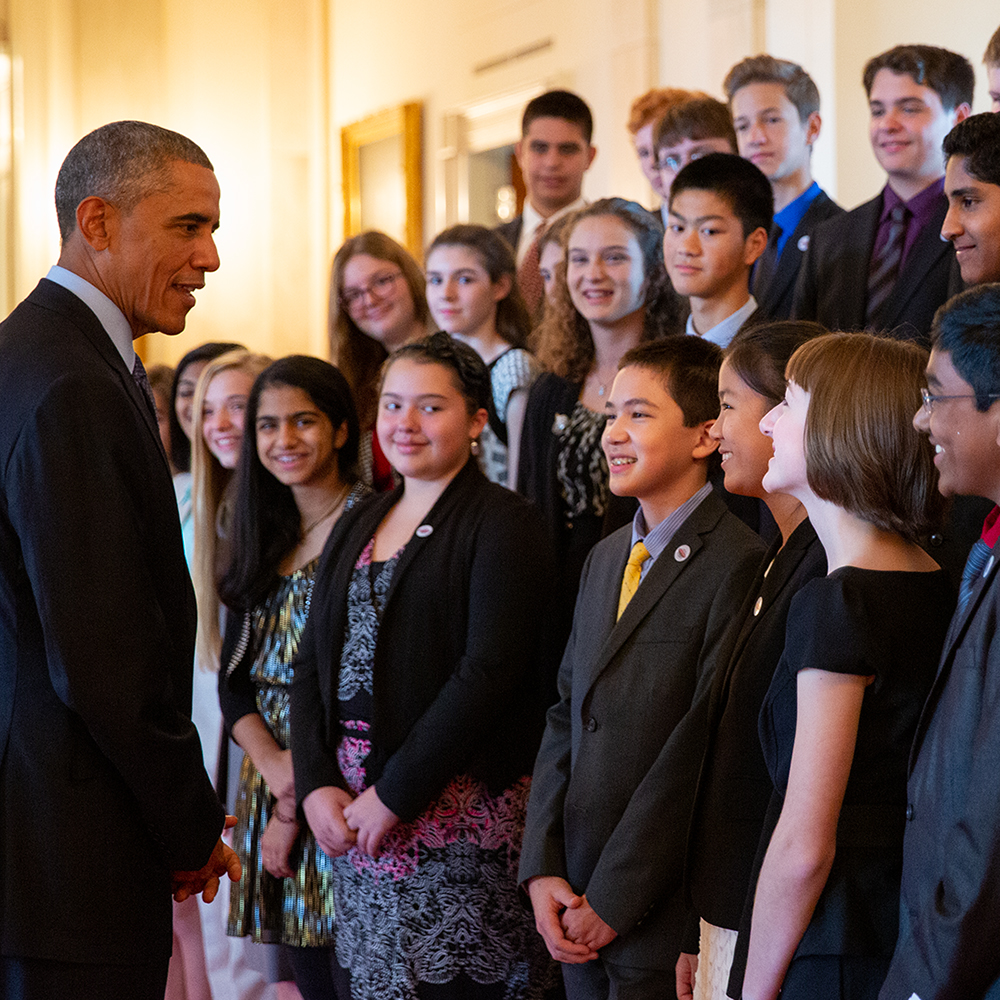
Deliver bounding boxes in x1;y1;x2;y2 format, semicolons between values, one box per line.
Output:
735;333;953;1000
678;321;828;1000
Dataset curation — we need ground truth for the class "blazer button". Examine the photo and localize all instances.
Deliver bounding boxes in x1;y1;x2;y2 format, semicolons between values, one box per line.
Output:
905;803;914;821
584;717;598;732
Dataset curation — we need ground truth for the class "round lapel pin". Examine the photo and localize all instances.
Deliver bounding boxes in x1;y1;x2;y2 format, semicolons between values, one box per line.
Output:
674;544;691;562
415;524;433;538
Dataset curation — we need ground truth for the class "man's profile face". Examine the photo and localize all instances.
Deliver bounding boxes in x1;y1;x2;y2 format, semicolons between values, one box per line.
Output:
515;116;595;216
942;155;1000;286
105;160;221;337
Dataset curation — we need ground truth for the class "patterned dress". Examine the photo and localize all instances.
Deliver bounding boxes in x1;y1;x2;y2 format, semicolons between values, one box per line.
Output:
227;558;336;947
333;538;554;1000
554;400;611;527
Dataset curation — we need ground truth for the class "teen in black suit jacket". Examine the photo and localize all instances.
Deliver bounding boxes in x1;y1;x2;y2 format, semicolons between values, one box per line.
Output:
753;190;843;320
791;191;961;343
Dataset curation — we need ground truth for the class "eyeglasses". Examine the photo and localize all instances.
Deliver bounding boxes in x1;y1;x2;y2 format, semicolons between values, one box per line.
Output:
341;271;401;309
920;387;1000;414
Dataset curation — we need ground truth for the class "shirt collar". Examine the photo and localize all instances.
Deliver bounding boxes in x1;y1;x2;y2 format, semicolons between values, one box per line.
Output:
982;505;1000;548
518;197;588;260
630;481;714;562
686;295;757;348
773;182;821;255
45;265;135;369
879;176;944;227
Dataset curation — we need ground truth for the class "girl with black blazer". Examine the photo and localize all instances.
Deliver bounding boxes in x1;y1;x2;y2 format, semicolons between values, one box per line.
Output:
290;333;557;1000
677;322;828;1000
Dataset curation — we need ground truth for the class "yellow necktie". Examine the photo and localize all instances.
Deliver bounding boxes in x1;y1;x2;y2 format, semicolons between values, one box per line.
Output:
617;540;651;621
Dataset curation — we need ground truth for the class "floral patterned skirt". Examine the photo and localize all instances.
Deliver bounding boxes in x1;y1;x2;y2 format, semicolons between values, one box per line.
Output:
333;723;555;1000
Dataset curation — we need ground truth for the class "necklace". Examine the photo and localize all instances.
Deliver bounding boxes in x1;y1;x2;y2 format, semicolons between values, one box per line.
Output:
301;482;350;536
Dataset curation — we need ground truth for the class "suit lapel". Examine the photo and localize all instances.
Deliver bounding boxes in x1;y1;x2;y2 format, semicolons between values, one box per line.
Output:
583;495;723;694
843;197;883;327
910;547;1000;770
761;194;833;314
33;279;167;464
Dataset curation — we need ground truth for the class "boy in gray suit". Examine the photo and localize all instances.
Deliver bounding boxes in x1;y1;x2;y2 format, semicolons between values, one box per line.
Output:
520;337;763;999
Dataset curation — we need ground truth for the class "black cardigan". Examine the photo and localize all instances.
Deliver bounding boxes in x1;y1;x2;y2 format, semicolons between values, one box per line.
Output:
290;459;556;822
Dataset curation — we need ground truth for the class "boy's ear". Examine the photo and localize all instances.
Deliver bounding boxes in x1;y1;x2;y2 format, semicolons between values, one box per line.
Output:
691;419;719;461
744;226;769;267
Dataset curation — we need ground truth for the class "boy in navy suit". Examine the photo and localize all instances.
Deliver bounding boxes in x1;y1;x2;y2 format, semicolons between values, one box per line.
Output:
520;337;763;1000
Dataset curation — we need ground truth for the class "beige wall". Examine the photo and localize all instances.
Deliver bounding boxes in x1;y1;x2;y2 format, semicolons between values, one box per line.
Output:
5;0;999;366
9;0;330;366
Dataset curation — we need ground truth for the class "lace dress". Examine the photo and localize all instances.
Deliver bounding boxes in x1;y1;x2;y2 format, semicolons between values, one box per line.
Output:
227;558;336;947
333;538;554;1000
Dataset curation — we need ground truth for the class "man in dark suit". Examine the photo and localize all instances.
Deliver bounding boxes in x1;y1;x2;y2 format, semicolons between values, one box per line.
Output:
520;338;763;999
880;285;1000;1000
724;55;844;320
0;121;239;1000
495;90;596;313
792;45;973;343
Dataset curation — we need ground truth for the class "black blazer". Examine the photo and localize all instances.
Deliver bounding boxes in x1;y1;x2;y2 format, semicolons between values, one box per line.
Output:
290;459;555;822
684;520;826;940
0;279;224;965
753;189;844;321
880;544;1000;1000
791;188;962;343
519;491;765;970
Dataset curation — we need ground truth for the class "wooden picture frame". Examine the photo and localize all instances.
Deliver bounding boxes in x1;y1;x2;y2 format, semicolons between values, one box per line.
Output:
341;102;422;258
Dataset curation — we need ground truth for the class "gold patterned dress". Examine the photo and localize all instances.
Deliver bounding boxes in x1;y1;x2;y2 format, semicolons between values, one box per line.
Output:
227;558;336;946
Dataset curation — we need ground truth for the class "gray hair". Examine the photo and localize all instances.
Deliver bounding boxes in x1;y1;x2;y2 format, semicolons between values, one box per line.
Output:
54;120;213;242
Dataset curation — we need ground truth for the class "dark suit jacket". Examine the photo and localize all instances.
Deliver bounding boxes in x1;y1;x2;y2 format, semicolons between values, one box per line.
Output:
290;458;554;822
753;189;844;321
495;216;523;256
519;491;764;970
791;188;962;343
0;279;224;965
880;540;1000;1000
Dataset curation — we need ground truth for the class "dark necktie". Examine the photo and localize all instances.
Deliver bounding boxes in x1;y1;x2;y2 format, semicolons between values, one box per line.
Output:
958;538;993;614
131;354;158;418
752;223;782;302
866;204;908;324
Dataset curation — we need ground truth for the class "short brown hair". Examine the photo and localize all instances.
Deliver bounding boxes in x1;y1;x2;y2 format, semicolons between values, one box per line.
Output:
986;25;1000;68
862;45;974;112
786;333;942;541
627;88;709;135
723;54;820;123
620;338;723;426
653;97;737;154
